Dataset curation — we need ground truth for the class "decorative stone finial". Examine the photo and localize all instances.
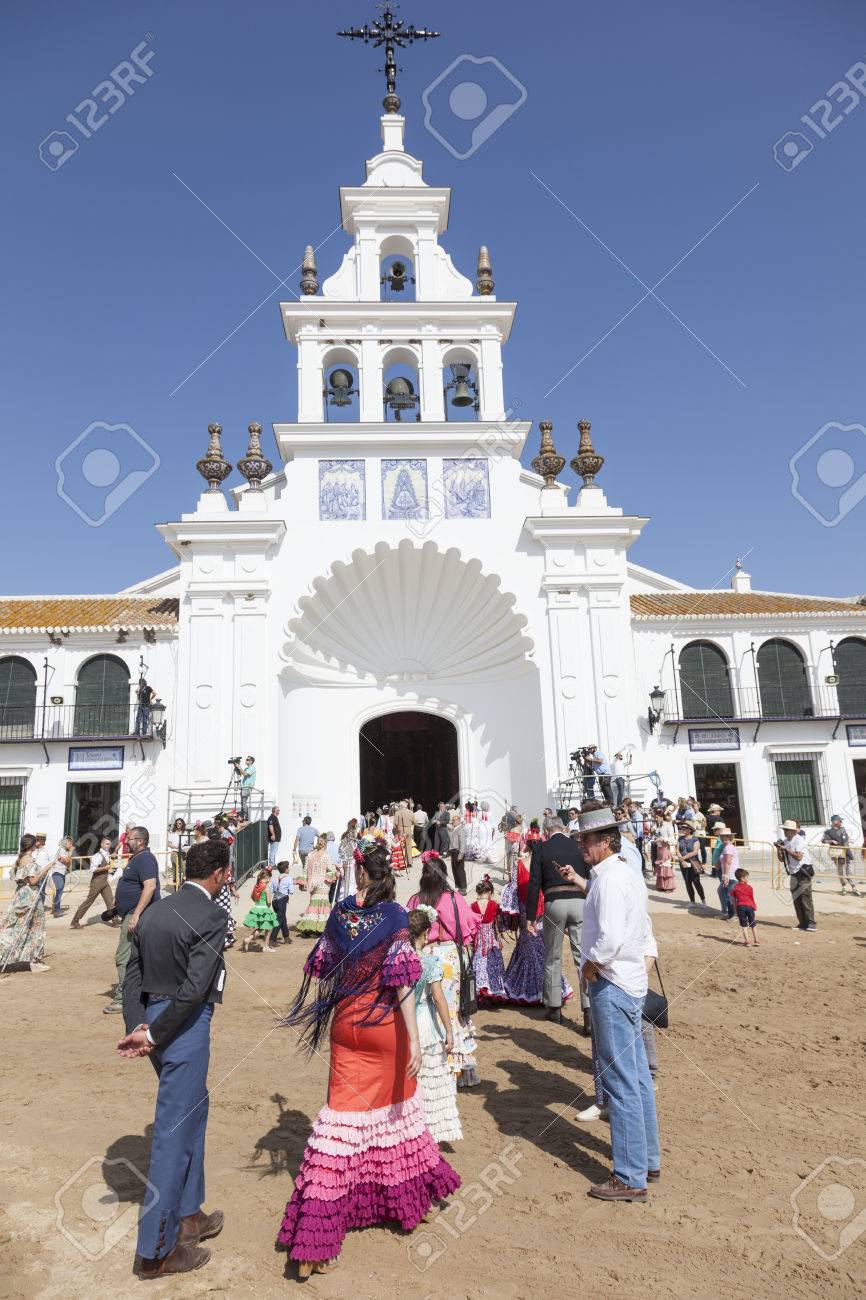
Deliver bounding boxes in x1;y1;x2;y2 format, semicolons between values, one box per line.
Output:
300;245;319;296
570;419;605;489
196;423;232;492
476;246;494;296
531;420;566;488
237;422;273;491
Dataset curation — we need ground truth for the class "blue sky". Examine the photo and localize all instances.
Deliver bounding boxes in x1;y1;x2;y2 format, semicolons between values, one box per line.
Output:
2;0;865;594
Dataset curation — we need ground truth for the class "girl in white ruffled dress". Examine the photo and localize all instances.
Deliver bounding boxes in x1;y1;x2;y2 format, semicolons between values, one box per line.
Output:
408;906;463;1144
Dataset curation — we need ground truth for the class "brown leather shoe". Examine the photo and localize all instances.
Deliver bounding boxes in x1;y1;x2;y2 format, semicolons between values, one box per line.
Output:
647;1169;660;1182
588;1175;648;1202
135;1243;210;1279
177;1208;224;1245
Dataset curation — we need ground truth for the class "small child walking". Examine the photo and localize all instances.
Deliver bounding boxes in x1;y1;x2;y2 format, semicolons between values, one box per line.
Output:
730;868;760;947
408;906;463;1144
470;875;507;1002
241;868;279;952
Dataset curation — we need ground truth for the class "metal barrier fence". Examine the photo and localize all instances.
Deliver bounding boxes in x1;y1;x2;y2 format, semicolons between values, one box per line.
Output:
2;824;271;900
705;837;866;890
0;850;178;900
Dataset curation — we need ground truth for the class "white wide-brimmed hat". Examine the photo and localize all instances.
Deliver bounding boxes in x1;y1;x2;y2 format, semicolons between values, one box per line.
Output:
781;819;800;831
577;805;619;834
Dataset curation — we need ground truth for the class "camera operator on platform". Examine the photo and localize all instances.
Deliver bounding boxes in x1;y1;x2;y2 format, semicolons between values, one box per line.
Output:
231;757;256;821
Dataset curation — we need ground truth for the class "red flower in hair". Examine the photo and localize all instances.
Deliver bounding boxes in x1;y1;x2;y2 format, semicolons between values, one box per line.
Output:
353;847;365;865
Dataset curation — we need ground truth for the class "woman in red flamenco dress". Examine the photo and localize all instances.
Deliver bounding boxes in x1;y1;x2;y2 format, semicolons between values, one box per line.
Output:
277;842;459;1277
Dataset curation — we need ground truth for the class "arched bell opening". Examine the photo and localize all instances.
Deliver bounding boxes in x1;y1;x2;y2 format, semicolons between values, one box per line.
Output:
321;346;361;423
382;346;421;423
442;346;480;421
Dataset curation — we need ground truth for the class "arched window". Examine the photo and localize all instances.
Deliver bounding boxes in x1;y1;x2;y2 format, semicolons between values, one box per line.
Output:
322;360;360;423
74;655;130;737
379;249;416;300
678;641;734;719
382;349;421;423
835;637;866;716
0;656;37;738
442;347;480;422
756;639;813;718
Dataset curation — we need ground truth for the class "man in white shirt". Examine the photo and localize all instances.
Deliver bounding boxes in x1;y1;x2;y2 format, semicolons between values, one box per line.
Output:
556;805;660;1201
778;820;816;931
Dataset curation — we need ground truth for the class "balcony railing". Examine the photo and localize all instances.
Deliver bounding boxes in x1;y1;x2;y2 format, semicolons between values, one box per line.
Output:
662;683;866;724
0;703;155;744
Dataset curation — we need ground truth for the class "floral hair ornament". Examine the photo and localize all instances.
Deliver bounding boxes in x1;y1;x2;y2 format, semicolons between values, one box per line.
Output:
416;903;439;922
421;850;443;865
353;847;365;865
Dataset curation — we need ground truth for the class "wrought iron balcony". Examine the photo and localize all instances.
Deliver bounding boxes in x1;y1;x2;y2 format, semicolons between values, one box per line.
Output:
0;703;156;744
661;683;866;724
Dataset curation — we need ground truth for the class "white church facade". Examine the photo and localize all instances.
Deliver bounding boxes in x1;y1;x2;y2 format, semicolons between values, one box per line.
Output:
2;105;866;862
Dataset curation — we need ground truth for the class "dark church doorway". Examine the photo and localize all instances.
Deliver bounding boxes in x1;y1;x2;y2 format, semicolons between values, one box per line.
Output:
359;712;459;816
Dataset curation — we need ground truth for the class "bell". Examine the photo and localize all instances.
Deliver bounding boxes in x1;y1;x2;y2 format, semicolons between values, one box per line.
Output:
451;380;474;407
389;260;408;291
328;368;354;406
386;376;415;402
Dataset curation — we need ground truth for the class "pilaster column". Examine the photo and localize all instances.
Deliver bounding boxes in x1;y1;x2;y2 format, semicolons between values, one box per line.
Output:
360;333;383;421
357;229;379;301
478;335;505;420
297;337;323;423
420;336;444;421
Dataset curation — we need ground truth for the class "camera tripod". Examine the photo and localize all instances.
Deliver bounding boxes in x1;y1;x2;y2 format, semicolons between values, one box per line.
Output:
219;767;242;818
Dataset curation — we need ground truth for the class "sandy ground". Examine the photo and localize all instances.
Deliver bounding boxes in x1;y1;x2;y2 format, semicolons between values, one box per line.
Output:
2;868;865;1300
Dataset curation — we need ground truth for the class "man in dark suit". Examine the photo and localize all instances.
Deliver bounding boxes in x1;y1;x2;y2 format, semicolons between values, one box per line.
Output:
526;816;591;1031
118;837;231;1279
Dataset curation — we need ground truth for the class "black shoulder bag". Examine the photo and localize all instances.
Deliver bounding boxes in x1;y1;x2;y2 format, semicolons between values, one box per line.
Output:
449;893;478;1019
642;959;669;1029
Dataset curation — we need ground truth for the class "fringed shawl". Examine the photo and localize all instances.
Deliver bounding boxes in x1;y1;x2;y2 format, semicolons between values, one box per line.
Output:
283;896;420;1053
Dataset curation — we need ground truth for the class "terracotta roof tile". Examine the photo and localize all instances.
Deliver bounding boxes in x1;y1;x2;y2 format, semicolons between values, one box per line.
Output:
631;592;866;619
0;596;179;632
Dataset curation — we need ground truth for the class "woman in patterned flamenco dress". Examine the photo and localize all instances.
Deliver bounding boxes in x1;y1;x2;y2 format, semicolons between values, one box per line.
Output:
501;837;572;1007
296;836;334;936
277;842;459;1276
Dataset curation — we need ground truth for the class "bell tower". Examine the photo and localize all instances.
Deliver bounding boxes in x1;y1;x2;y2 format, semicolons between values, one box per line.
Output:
277;103;517;440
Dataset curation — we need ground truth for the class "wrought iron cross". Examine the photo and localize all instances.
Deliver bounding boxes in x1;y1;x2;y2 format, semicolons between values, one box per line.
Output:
337;5;440;113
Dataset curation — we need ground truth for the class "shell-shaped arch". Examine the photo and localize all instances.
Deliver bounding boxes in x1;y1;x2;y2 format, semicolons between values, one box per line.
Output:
282;539;534;684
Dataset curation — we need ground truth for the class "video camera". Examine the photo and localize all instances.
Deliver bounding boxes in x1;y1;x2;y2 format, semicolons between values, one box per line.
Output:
569;746;596;762
228;755;242;766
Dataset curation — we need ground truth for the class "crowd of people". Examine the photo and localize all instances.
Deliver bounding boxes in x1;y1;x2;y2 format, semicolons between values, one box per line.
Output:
1;777;863;1280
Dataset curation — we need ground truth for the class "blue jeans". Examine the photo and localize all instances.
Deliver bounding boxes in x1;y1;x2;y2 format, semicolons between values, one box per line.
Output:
588;975;660;1188
137;1000;212;1260
134;704;151;736
51;871;66;913
717;876;736;918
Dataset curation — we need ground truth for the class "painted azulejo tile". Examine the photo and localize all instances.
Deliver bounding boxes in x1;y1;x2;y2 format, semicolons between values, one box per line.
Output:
443;458;491;518
319;459;365;520
381;458;428;520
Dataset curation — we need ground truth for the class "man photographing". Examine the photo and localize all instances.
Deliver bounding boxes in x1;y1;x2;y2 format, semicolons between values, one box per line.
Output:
231;756;256;820
118;837;230;1279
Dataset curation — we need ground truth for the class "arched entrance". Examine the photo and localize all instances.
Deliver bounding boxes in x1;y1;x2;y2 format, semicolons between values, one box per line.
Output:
359;711;459;815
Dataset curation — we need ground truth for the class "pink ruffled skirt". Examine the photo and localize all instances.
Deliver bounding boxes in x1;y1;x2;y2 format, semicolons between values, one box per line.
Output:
277;1095;460;1261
